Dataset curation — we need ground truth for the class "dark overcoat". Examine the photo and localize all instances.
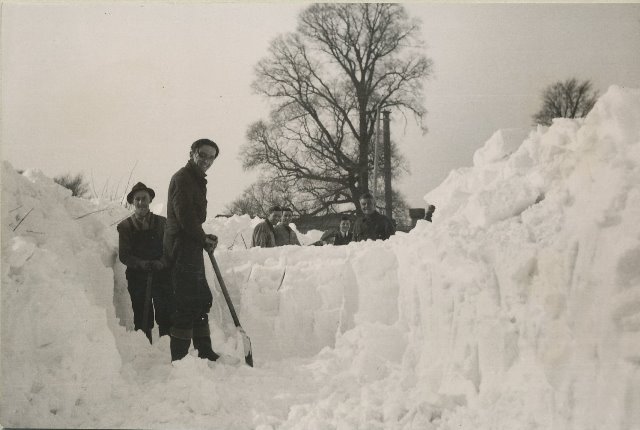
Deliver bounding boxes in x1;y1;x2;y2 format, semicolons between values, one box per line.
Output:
353;211;395;242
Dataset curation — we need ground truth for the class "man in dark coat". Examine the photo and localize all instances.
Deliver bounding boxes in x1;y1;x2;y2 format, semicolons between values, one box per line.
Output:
164;138;220;362
274;207;301;246
353;192;395;242
117;182;172;343
333;215;353;246
251;206;281;248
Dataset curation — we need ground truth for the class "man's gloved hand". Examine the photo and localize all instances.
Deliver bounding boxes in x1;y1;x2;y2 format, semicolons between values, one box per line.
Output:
204;234;218;254
138;260;153;271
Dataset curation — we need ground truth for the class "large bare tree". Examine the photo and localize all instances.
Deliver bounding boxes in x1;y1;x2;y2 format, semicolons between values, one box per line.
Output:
241;3;432;215
533;78;599;126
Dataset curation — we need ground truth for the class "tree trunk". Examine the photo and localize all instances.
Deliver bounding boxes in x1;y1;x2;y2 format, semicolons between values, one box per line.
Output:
357;88;370;199
348;172;361;215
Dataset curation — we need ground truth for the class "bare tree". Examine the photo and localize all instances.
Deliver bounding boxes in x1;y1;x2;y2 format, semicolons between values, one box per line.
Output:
226;176;294;218
54;172;90;197
226;174;345;218
242;3;432;215
533;78;599;126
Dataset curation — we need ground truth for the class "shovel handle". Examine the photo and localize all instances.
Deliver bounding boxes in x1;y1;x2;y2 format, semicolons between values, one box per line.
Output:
142;272;153;343
208;251;242;328
208;251;254;367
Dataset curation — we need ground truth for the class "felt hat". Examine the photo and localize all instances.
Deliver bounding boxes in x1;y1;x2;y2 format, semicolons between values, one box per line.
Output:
126;182;155;204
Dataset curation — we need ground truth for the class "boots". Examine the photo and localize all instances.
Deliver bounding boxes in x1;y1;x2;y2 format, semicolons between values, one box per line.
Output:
193;336;219;362
170;336;191;362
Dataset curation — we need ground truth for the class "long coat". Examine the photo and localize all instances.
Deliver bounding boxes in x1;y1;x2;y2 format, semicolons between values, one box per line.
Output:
163;159;213;341
164;160;208;270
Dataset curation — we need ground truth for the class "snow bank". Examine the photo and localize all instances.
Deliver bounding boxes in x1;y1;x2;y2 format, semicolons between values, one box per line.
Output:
413;85;640;428
1;166;128;427
2;85;639;429
207;215;321;250
472;128;530;166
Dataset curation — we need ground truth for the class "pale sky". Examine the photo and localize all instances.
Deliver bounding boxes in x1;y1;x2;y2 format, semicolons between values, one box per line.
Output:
2;2;639;215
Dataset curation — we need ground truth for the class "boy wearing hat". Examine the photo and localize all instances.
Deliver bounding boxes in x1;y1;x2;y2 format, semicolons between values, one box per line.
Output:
117;182;172;342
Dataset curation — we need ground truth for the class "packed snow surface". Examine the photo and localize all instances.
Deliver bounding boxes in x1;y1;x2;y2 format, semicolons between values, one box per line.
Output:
2;85;640;429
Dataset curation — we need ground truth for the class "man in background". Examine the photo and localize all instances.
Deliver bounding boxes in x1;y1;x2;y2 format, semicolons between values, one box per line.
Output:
252;205;281;248
333;215;353;245
425;204;436;222
353;192;395;242
274;207;301;246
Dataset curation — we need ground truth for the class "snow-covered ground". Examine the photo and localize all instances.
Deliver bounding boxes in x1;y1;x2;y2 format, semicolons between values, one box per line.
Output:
2;85;640;429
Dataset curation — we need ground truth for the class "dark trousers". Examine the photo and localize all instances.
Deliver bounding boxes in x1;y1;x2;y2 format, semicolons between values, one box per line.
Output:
169;262;217;361
127;270;172;337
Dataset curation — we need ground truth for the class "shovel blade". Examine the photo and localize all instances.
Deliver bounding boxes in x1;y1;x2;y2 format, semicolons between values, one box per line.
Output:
238;327;253;367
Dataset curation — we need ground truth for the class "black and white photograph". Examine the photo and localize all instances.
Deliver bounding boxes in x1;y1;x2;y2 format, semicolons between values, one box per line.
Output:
2;2;640;429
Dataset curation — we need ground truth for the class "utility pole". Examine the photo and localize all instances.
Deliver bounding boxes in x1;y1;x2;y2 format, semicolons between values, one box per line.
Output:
383;110;392;219
372;106;381;202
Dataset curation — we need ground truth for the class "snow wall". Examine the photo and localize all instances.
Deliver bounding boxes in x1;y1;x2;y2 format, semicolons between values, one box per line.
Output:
1;85;640;429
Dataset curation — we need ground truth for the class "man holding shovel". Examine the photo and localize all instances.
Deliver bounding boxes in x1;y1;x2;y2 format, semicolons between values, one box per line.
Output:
164;138;220;362
117;182;172;343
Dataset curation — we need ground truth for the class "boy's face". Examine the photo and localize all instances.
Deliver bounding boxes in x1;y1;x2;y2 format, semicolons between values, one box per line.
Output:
339;220;350;233
281;211;293;224
268;211;282;223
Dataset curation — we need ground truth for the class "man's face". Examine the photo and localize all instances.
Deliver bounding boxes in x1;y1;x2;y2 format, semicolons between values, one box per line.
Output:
339;220;351;233
191;144;217;173
268;211;282;223
360;197;375;215
281;211;293;224
132;191;151;217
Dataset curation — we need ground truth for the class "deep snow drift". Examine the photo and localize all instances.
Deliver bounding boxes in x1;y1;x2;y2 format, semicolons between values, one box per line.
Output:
2;85;640;429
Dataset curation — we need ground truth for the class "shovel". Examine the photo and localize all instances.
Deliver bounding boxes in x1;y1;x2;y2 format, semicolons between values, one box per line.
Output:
207;251;254;367
142;272;153;344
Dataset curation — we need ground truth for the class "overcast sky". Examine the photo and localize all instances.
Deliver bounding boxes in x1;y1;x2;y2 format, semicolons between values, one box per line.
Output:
2;2;639;216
